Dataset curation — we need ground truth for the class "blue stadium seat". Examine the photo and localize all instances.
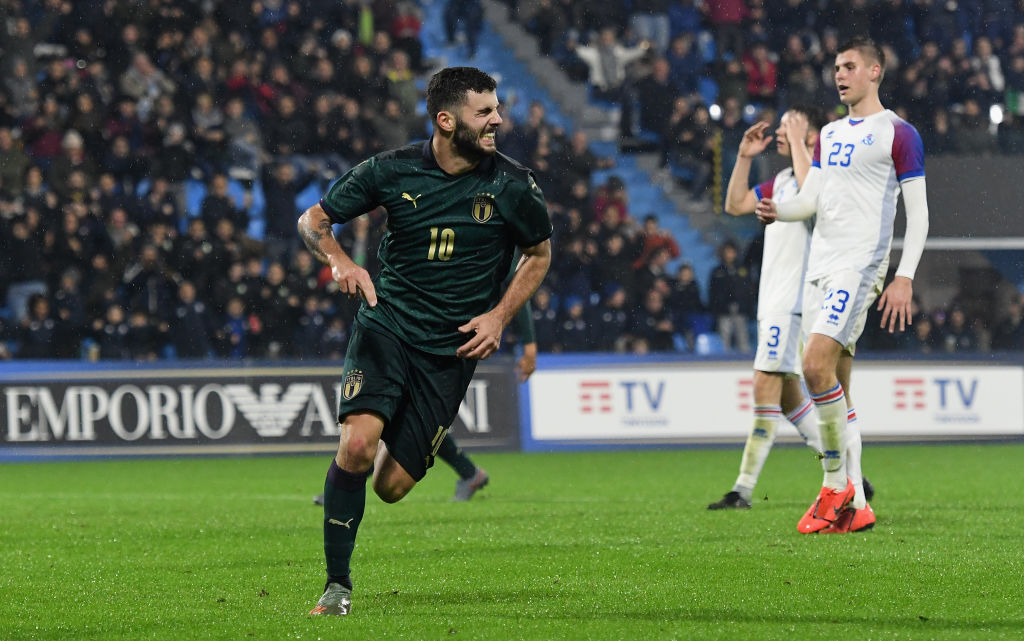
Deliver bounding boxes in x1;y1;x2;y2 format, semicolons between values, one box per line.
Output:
185;180;205;218
295;181;322;213
695;332;726;355
247;218;265;241
672;333;691;353
699;77;719;106
688;312;714;336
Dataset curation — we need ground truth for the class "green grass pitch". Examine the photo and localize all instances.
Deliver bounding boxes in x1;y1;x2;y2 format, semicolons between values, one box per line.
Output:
2;443;1023;640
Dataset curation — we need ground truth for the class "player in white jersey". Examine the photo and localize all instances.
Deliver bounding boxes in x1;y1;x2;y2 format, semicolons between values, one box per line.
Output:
757;37;929;534
708;106;829;510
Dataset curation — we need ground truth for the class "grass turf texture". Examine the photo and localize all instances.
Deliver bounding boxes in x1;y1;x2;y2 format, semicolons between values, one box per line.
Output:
2;444;1023;641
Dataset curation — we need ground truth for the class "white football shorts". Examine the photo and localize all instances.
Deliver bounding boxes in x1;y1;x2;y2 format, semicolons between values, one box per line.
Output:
802;268;885;356
753;313;803;375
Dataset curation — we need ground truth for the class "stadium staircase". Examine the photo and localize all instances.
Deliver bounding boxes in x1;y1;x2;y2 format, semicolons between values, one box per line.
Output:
419;1;720;309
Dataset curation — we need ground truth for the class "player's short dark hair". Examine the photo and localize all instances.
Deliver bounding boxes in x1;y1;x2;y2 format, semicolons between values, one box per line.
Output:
426;67;497;120
838;36;886;74
787;103;829;133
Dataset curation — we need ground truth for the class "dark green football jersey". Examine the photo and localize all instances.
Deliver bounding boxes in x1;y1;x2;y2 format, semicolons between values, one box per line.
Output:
320;140;552;355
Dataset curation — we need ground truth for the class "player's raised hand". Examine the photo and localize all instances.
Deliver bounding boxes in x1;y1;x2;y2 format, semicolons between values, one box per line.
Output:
786;111;809;147
456;311;503;360
738;121;772;158
755;197;778;224
329;255;377;307
877;275;914;333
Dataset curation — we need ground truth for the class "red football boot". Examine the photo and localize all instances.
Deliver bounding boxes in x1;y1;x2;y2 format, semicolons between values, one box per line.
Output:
822;503;876;534
797;479;855;533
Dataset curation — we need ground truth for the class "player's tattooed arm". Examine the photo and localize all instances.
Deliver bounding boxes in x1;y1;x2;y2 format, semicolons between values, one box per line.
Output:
297;204;337;264
298;203;378;306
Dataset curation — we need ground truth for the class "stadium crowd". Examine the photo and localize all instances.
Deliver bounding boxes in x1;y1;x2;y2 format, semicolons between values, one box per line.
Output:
1;0;1023;361
511;0;1024;160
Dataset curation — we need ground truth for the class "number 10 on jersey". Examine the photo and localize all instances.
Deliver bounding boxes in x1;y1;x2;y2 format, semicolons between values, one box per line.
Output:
427;227;455;261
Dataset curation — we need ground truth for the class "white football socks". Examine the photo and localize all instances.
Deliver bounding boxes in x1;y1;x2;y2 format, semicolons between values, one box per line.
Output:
810;383;848;490
846;406;866;508
733;405;781;500
786;398;822;455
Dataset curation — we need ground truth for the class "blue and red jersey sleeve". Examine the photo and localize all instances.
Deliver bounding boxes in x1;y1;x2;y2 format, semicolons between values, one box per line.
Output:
891;117;925;182
753;179;774;201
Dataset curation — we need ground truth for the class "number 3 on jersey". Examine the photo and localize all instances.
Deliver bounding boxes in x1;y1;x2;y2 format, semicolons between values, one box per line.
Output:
427;227;455;261
827;142;854;167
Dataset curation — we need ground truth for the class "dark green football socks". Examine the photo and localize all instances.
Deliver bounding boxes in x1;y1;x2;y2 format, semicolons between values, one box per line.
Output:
435;436;477;480
323;460;370;589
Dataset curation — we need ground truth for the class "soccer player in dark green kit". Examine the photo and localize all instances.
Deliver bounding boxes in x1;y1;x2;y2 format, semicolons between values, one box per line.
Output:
300;66;552;616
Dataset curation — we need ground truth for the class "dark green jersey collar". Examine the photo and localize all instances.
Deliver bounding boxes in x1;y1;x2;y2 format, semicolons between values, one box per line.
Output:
421;137;497;177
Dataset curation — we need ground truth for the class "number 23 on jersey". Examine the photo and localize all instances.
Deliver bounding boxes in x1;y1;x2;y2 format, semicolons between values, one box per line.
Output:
827;142;855;167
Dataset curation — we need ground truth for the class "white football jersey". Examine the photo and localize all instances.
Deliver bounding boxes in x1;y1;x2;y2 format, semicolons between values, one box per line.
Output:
754;167;812;317
806;109;925;280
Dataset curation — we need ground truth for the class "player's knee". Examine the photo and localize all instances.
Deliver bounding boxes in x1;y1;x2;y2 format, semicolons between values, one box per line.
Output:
337;414;383;470
337;436;377;471
802;359;832;393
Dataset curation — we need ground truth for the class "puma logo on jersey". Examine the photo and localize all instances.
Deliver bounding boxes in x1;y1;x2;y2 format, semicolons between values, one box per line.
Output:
328;518;355;529
402;193;422;208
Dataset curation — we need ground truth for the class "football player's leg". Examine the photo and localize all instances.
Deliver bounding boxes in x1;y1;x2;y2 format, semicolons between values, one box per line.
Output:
796;334;855;533
436;435;476;479
823;362;876;536
832;265;882;513
325;413;382;583
437;435;489;502
312;411;384;615
781;378;821;455
375;350;478;504
803;333;847;489
804;270;875;490
314;322;404;614
837;352;867;509
371;397;429;504
734;371;784;501
372;440;420;503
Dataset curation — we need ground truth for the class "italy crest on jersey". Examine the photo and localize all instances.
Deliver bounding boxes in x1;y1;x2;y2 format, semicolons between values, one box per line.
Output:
472;193;495;223
343;369;363;400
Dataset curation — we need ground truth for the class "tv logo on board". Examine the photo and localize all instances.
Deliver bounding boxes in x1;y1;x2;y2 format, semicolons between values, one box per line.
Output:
893;377;980;423
893;378;926;410
578;379;668;425
737;379;753;412
579;381;613;414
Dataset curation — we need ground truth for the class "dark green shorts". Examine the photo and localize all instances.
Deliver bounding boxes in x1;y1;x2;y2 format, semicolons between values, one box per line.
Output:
337;320;477;480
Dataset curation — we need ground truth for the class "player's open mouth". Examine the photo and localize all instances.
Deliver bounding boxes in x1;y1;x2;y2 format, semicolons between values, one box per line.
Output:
837;85;849;93
481;132;496;143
